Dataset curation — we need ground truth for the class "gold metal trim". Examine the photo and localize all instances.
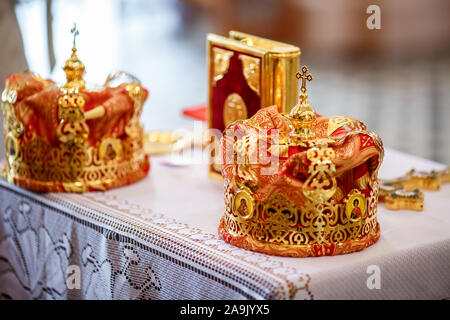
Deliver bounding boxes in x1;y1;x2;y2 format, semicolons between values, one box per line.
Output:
212;47;234;85
239;54;261;95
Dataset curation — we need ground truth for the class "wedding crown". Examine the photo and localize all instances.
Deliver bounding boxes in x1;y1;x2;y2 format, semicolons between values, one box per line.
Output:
1;25;149;192
219;66;384;257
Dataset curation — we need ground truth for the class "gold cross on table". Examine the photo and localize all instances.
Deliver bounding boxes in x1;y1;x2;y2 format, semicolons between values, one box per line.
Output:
296;65;313;94
70;23;79;48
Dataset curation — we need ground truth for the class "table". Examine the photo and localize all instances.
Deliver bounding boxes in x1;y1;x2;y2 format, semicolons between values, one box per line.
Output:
0;148;449;300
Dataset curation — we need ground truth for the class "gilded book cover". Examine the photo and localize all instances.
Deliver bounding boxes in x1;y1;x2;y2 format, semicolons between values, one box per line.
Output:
207;31;300;179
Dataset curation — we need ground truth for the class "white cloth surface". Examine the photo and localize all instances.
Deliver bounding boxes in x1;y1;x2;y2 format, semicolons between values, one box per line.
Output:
0;147;449;299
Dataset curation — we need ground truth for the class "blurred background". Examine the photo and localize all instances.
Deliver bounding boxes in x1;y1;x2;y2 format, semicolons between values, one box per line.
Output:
1;0;450;163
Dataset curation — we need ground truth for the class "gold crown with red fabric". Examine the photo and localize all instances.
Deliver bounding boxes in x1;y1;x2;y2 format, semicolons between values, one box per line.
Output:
219;66;384;257
1;26;149;192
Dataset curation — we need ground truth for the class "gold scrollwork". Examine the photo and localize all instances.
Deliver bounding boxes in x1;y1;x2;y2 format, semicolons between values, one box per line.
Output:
239;54;260;96
327;116;367;137
1;83;149;192
212;47;234;85
222;142;380;249
224;189;378;246
1;87;18;104
303;145;337;203
232;132;259;190
2;134;148;192
125;83;145;139
57;87;89;146
1;88;23;138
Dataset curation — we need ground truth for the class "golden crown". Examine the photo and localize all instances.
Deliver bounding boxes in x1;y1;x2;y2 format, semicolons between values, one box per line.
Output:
219;66;384;257
1;25;149;192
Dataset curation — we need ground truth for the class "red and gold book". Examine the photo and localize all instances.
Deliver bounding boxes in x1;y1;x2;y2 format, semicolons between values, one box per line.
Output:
207;31;300;179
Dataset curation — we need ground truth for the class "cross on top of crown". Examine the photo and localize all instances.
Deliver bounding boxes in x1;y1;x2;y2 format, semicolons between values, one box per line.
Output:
71;23;79;48
296;65;313;94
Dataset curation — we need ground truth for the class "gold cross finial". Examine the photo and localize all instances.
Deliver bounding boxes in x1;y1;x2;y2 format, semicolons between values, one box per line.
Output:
296;65;313;94
289;65;316;144
64;23;85;89
70;23;79;49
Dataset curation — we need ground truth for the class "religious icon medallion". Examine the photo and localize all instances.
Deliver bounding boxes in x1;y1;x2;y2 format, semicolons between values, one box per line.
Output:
99;138;122;161
5;134;18;158
232;188;254;220
345;190;367;221
223;93;248;127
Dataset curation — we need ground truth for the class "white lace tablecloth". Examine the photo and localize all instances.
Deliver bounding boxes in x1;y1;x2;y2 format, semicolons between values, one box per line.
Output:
0;148;449;300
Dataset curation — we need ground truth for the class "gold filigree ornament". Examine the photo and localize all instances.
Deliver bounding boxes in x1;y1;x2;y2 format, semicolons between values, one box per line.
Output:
220;142;380;257
1;88;23;167
303;146;337;203
219;65;383;257
1;24;150;192
327;116;367;137
212;47;234;85
57;87;89;146
239;54;260;96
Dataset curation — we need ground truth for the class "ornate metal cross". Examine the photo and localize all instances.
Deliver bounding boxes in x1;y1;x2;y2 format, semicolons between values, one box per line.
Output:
296;65;313;93
70;23;79;48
